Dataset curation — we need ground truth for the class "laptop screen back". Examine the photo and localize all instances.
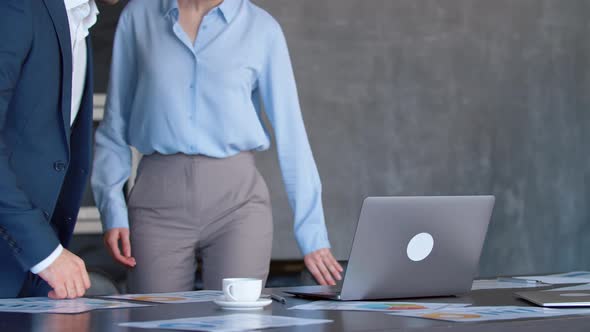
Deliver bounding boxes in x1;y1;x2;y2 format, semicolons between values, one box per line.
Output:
339;196;494;301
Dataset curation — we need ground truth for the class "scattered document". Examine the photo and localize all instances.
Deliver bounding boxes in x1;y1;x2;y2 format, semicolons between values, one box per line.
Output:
388;306;590;322
514;271;590;285
545;284;590;292
0;297;148;314
471;279;544;290
289;300;469;312
120;314;332;331
103;290;224;303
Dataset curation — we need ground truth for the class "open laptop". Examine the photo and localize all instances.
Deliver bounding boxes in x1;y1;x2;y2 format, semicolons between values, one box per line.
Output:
285;196;495;301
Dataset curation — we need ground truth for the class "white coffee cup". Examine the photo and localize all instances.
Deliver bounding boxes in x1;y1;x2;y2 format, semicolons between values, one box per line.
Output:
222;278;262;302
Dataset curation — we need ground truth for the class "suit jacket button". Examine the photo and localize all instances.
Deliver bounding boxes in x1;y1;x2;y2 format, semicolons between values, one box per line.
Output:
66;217;73;223
43;211;50;219
53;161;67;172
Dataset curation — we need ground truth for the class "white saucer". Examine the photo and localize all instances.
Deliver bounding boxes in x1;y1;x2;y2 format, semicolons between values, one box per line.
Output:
213;297;272;310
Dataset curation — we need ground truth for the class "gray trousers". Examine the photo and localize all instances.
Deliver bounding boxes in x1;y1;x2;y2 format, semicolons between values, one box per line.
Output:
126;152;273;292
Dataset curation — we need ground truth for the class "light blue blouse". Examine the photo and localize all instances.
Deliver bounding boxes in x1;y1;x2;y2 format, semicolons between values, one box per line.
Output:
91;0;330;255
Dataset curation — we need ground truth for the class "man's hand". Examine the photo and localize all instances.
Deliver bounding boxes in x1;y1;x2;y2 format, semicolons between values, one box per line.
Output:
104;228;136;268
38;249;91;299
304;248;343;286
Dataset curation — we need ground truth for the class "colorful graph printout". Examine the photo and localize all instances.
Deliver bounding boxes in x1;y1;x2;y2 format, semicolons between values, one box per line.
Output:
388;306;590;322
546;284;590;292
289;300;469;312
471;279;543;290
119;314;332;332
0;297;148;314
514;271;590;285
103;290;224;303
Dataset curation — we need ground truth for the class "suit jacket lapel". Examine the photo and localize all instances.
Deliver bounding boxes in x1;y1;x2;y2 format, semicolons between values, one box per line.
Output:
42;0;72;150
82;37;94;123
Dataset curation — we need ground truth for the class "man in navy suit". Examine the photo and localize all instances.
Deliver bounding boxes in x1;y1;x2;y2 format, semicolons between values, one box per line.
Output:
0;0;118;299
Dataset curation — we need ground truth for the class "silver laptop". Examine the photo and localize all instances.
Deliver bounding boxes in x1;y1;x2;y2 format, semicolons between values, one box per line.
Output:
517;290;590;307
285;196;495;301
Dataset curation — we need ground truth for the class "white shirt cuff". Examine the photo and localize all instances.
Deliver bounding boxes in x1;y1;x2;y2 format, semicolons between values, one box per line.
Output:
30;245;64;274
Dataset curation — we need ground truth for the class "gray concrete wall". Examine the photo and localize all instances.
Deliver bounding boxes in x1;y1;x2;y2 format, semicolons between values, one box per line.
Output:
91;0;590;277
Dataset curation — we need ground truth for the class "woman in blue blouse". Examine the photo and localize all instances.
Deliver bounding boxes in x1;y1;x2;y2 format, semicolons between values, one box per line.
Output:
92;0;342;292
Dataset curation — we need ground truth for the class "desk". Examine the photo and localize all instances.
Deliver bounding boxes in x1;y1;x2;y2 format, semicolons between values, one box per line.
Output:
2;288;590;332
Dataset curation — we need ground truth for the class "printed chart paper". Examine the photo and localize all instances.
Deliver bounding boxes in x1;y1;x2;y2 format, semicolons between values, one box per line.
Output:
0;297;148;314
289;300;469;312
103;290;224;303
388;306;590;322
119;314;332;331
546;283;590;292
471;279;543;290
515;271;590;285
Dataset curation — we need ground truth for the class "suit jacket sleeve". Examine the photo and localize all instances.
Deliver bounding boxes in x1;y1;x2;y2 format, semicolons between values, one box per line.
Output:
0;0;61;270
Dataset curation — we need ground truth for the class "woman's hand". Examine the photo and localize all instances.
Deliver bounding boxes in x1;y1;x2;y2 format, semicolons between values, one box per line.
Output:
103;228;136;268
304;248;344;286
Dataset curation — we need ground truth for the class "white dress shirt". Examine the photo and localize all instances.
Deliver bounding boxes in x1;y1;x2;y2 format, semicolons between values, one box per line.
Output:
66;0;98;125
30;0;99;275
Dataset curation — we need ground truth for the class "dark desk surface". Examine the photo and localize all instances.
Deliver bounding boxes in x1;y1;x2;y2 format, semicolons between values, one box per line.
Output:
3;287;590;332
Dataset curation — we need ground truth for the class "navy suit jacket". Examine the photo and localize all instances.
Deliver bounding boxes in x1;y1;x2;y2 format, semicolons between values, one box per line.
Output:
0;0;93;296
